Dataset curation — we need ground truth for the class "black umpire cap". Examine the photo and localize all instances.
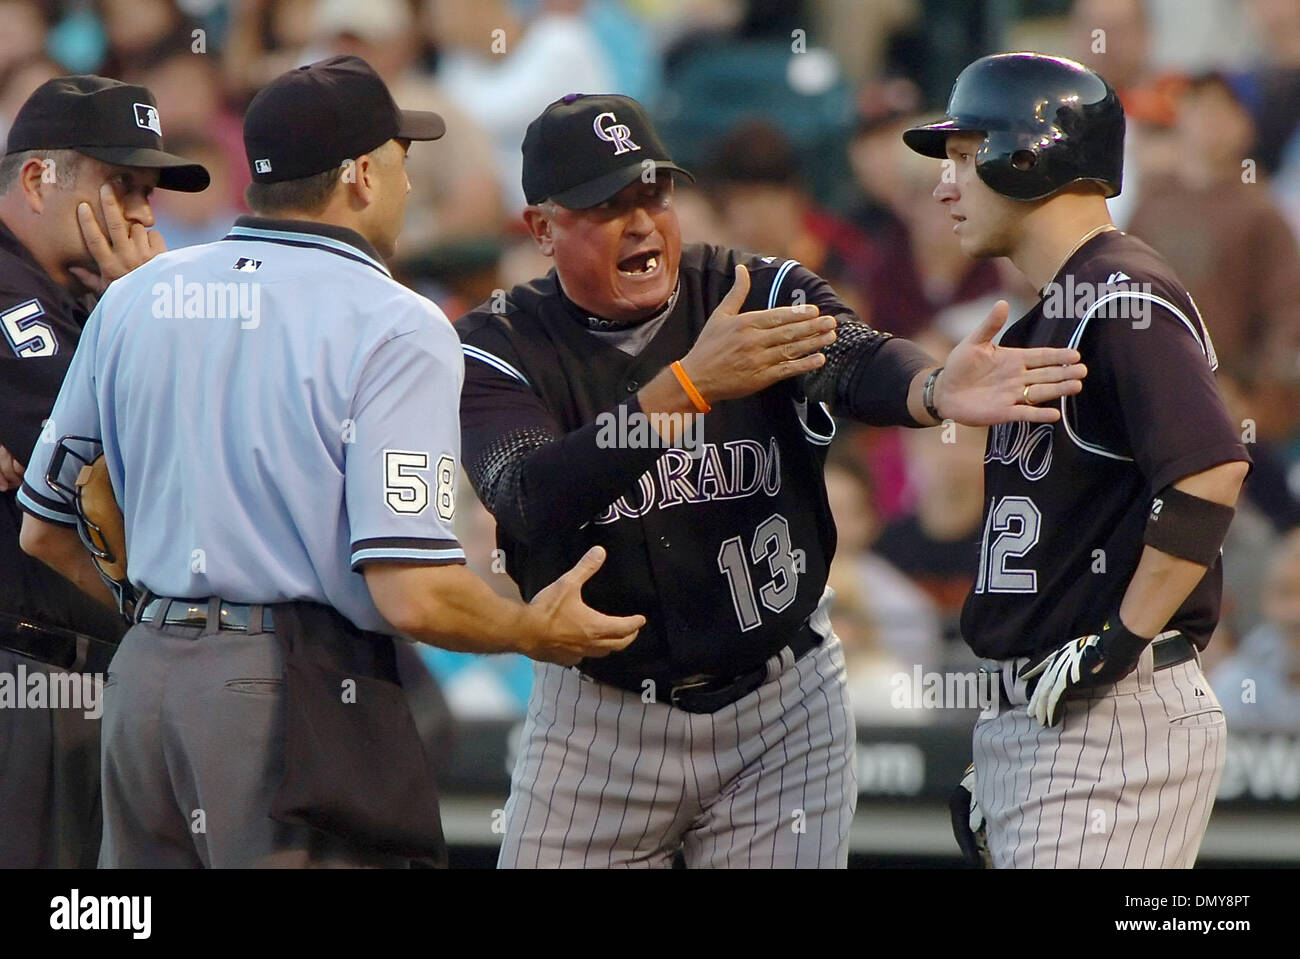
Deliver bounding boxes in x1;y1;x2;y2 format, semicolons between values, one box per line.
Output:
522;93;693;209
243;55;445;184
4;75;210;192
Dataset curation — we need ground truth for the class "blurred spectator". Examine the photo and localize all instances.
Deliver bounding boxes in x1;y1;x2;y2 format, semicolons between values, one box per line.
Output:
316;0;505;261
223;0;322;97
128;47;249;214
1211;527;1300;731
1070;0;1151;94
149;135;241;248
97;0;197;80
842;79;922;237
0;55;61;145
823;443;943;723
427;0;616;213
584;0;660;103
704;118;872;315
852;124;1001;338
671;179;728;247
656;12;853;200
1068;0;1155;227
1128;74;1300;451
1242;0;1300;177
1245;0;1300;241
874;413;984;633
0;1;47;79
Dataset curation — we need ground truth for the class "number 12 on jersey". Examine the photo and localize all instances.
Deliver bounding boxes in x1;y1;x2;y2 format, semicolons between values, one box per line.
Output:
974;495;1041;594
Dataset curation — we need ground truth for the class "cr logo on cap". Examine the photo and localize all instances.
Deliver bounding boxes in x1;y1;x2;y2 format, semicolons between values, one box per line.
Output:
593;111;639;156
133;103;162;136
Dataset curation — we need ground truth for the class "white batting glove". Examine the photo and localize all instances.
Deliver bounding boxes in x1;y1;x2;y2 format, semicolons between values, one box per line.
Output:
1019;619;1149;727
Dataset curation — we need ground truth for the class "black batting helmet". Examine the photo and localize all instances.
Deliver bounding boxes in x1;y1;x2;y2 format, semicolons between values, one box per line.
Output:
904;52;1125;201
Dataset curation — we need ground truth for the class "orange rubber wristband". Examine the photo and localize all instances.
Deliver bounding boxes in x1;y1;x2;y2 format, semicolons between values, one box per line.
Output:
670;360;711;414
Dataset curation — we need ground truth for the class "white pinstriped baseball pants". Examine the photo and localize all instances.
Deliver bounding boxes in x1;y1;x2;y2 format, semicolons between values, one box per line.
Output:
497;633;857;869
973;642;1227;868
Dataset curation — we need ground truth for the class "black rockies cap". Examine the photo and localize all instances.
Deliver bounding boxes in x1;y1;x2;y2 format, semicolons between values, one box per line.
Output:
244;55;444;184
522;93;693;209
4;75;209;192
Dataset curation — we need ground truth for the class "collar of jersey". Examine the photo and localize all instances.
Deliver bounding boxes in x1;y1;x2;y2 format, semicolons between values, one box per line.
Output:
223;215;390;277
556;274;681;331
1037;227;1122;300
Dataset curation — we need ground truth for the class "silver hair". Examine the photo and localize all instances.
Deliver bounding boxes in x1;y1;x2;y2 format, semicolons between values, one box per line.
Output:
0;148;84;193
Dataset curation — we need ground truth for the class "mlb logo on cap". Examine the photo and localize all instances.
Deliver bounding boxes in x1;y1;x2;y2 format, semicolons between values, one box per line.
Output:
254;159;272;174
133;102;161;136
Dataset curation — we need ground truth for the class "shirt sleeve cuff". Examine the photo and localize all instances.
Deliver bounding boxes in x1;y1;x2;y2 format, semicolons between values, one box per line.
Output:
1146;445;1253;496
16;482;77;525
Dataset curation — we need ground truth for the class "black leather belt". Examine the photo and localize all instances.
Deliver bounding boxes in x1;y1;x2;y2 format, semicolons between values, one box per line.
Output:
604;622;824;715
0;611;118;672
136;596;275;633
988;631;1198;703
1151;632;1197;671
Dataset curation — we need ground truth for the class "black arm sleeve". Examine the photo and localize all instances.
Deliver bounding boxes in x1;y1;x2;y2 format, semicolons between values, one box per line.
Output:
770;263;937;426
459;353;666;544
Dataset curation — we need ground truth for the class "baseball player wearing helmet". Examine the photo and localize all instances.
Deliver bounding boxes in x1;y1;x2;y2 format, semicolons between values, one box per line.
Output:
457;93;1089;868
905;52;1251;869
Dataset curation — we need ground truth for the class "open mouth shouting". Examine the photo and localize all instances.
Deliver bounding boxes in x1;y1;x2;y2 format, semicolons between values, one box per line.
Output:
617;248;662;279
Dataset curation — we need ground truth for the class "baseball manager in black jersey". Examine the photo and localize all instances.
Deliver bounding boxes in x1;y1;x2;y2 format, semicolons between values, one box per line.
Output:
907;53;1251;868
458;93;1088;868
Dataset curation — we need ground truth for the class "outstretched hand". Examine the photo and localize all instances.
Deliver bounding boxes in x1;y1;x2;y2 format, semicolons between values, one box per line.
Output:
935;300;1087;426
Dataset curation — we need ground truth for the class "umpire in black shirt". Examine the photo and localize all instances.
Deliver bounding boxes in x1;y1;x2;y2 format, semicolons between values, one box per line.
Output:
0;76;207;867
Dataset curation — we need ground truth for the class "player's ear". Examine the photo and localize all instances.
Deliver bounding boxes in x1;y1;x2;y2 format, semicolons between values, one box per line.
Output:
522;205;555;257
17;156;52;213
345;153;375;207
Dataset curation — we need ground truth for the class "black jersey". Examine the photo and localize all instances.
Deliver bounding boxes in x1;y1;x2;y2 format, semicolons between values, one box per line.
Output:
0;218;125;643
960;230;1250;662
457;242;929;690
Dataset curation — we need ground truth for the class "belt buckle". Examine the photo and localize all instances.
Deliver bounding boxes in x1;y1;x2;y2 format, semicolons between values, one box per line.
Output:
219;604;248;631
669;675;714;708
171;603;207;628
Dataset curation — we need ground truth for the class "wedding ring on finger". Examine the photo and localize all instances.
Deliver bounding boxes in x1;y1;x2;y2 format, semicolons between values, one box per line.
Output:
1022;384;1034;405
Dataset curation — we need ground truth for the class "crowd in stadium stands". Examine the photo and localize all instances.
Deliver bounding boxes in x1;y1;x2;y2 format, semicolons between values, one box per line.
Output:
3;0;1298;729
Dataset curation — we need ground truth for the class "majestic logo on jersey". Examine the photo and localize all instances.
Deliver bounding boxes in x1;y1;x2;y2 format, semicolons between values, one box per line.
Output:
986;421;1053;481
133;103;162;136
233;258;262;272
1150;497;1164;519
591;437;782;525
592;112;640;156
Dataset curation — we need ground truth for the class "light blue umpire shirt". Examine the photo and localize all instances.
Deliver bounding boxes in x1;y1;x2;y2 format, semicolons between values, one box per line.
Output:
18;216;466;634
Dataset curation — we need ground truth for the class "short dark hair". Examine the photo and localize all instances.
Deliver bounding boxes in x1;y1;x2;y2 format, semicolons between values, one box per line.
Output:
244;165;341;216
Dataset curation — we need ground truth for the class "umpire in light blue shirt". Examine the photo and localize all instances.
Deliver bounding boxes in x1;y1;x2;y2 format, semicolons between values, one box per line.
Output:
17;55;643;868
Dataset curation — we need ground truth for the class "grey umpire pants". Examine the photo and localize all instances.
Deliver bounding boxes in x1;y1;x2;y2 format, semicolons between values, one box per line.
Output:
99;618;409;868
0;648;101;868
